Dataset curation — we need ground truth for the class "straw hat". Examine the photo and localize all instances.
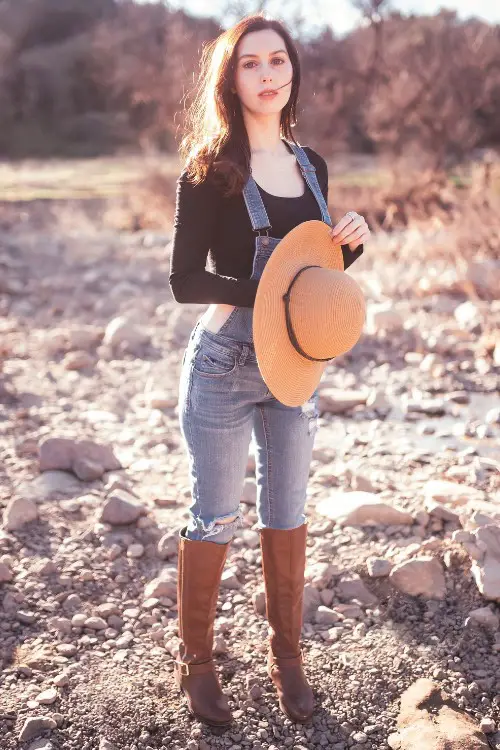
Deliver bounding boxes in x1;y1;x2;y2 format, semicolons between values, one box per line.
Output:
253;219;366;407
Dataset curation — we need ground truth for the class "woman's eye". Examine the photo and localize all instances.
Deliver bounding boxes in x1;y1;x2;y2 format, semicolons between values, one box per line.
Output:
243;58;285;69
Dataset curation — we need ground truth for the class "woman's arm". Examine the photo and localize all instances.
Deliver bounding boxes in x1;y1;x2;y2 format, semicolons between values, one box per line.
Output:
311;150;364;270
168;170;259;306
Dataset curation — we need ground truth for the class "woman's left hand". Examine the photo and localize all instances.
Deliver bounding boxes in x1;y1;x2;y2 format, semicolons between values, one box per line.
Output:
329;211;370;250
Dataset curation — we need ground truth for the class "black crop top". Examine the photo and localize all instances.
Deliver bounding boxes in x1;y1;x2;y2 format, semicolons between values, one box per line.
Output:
168;144;364;308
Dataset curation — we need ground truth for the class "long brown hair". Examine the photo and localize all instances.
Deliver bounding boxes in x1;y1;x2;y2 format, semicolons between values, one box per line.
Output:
178;13;301;197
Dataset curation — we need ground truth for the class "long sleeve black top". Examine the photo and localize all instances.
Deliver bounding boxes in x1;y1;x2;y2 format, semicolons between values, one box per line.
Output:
169;146;364;308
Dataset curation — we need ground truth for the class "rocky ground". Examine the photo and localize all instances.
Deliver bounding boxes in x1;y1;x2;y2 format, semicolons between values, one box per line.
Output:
1;198;500;750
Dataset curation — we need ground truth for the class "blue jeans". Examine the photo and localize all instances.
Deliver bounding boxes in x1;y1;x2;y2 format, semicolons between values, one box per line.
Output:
178;320;320;544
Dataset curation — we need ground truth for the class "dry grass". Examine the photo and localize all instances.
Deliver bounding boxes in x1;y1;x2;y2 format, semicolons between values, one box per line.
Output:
0;154;499;272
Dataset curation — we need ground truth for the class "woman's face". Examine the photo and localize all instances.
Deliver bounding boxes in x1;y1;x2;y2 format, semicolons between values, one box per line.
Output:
232;29;293;116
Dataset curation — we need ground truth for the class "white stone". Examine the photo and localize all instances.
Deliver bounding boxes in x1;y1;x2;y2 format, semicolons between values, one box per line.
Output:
35;687;58;705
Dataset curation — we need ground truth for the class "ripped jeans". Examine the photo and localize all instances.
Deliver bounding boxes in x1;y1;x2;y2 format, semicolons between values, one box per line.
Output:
178;319;320;544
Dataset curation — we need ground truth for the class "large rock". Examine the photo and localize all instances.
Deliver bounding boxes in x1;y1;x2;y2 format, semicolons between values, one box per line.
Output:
387;678;490;749
389;556;446;600
316;491;414;527
103;315;150;350
14;471;83;503
336;574;378;605
2;497;38;531
317;389;368;415
423;479;485;506
18;716;58;743
39;437;122;481
460;524;500;601
424;499;460;523
144;566;177;600
99;490;146;526
465;606;500;630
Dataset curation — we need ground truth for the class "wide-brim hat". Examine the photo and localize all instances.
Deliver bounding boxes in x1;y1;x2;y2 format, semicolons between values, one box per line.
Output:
253;219;366;407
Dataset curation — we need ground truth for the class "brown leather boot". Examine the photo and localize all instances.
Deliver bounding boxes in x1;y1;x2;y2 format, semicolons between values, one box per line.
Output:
259;523;315;723
173;526;233;727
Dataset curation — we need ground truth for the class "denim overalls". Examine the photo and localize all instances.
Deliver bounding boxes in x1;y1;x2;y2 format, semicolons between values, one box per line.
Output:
178;140;334;544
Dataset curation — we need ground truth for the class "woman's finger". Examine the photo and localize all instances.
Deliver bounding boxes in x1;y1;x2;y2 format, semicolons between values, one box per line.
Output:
330;220;364;244
329;213;356;238
341;225;368;245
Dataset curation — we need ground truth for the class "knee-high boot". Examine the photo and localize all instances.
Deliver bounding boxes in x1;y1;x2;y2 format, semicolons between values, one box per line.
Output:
259;523;315;722
174;526;233;726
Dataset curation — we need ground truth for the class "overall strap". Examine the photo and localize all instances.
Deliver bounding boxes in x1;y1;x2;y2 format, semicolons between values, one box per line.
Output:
283;140;333;227
242;174;272;233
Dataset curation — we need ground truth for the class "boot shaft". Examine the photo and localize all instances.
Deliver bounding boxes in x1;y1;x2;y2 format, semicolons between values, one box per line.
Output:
259;524;308;659
177;527;231;664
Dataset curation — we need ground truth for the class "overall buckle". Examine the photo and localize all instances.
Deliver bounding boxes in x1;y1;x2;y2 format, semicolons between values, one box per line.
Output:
256;227;270;246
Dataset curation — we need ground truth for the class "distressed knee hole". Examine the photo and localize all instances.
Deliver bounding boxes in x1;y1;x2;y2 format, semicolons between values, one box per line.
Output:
193;508;243;541
300;397;319;437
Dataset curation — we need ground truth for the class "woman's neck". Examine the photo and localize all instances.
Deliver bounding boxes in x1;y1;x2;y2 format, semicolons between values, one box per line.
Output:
244;116;286;157
251;142;287;156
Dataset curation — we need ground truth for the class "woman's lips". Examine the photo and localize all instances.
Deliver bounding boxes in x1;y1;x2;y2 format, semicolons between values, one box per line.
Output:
259;91;278;98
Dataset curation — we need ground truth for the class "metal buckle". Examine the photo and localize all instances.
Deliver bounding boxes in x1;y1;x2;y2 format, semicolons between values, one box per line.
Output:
256;227;270;246
176;661;190;676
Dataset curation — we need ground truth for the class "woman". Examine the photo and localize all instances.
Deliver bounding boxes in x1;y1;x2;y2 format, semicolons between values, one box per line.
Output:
169;13;370;728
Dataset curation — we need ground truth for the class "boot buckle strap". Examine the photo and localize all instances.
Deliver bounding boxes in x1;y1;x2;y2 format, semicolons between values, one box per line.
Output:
269;649;304;668
176;661;190;676
175;659;215;676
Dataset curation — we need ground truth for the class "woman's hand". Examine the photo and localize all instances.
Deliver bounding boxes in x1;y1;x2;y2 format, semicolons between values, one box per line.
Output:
328;211;370;250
